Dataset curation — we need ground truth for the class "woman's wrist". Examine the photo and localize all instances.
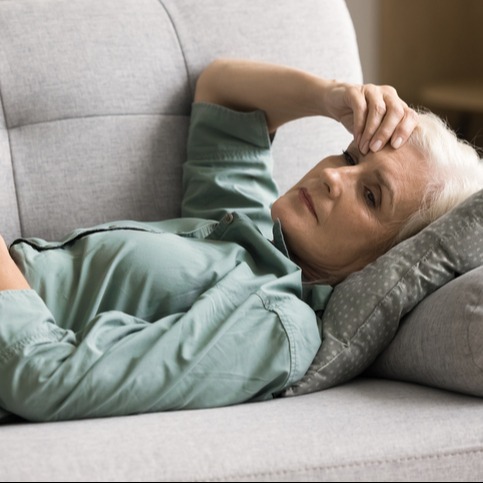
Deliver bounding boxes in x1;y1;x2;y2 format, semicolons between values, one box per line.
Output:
306;76;341;120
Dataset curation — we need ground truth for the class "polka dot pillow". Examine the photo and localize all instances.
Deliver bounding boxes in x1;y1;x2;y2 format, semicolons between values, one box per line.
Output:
283;188;483;397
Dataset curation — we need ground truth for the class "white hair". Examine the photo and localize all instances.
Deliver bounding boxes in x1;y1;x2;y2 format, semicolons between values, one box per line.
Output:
394;110;483;243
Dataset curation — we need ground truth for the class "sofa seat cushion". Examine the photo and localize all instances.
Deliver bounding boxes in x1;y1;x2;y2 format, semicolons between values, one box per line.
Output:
1;379;482;481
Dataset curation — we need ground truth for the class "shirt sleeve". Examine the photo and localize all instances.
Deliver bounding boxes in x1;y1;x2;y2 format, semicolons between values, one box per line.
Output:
0;278;303;422
182;103;279;239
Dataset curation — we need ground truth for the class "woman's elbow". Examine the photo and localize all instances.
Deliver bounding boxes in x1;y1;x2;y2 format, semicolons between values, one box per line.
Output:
194;58;231;104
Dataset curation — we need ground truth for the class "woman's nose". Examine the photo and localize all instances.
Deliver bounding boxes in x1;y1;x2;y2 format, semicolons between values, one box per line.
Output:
323;167;345;199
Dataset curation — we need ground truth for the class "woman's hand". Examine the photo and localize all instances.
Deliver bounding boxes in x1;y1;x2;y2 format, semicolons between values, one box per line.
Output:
323;81;419;154
0;236;30;291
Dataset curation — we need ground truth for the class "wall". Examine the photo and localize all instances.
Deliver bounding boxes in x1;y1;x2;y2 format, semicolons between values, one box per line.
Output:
345;0;380;83
380;0;483;103
347;0;483;147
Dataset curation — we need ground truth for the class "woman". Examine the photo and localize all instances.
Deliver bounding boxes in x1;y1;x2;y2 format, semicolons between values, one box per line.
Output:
0;60;481;421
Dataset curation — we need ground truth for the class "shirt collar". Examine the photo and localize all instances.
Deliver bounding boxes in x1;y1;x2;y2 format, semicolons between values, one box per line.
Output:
271;219;290;257
302;283;333;312
272;219;333;312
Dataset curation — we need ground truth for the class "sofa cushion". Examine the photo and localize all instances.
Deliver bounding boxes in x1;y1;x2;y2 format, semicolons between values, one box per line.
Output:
284;188;483;397
1;380;483;481
367;265;483;396
0;0;191;242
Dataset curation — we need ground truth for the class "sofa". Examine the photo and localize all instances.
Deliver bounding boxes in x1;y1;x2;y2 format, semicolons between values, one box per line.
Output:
1;0;482;481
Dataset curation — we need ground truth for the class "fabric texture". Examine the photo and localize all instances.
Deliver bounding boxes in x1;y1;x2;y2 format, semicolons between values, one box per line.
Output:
285;188;483;396
368;265;483;396
0;130;21;240
11;116;189;239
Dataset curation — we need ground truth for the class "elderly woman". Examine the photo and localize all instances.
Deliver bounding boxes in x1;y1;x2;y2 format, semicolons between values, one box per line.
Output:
0;60;482;421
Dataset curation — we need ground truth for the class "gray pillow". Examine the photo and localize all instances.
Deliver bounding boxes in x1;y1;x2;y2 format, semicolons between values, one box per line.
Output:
367;265;483;396
283;188;483;397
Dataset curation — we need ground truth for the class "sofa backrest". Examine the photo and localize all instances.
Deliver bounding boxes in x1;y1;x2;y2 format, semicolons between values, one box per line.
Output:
0;0;361;244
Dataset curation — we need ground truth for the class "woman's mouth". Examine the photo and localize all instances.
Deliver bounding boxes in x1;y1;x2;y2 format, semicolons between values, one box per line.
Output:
299;188;318;220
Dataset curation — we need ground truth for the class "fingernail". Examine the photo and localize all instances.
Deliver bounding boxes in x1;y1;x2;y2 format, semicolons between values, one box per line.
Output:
392;137;403;149
371;140;382;152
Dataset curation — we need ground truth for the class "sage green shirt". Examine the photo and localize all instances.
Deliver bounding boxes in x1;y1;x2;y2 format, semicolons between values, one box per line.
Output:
0;103;331;421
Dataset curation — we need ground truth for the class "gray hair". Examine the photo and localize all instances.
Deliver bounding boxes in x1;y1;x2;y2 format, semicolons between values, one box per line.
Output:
394;110;483;244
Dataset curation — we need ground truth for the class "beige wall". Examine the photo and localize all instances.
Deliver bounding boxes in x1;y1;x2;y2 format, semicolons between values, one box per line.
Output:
346;0;483;146
380;0;483;106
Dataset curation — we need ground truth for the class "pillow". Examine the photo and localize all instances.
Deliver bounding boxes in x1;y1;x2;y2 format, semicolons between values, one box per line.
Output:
366;265;483;396
283;188;483;397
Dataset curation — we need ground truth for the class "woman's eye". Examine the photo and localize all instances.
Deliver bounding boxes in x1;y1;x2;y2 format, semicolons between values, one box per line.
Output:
342;150;377;208
365;189;376;208
342;150;356;166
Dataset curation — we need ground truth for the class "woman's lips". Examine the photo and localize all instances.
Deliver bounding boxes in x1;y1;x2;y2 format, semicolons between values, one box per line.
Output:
299;188;318;220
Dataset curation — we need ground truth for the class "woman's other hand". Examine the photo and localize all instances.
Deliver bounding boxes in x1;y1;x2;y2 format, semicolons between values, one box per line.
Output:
0;236;30;291
324;82;419;154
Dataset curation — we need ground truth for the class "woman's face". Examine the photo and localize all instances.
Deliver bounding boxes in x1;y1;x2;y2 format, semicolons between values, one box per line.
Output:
271;141;429;284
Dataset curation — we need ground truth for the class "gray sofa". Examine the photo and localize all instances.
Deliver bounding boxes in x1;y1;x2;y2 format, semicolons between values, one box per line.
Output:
0;1;482;481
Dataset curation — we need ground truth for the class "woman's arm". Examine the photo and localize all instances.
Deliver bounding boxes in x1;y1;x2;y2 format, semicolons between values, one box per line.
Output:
194;58;418;154
0;237;30;290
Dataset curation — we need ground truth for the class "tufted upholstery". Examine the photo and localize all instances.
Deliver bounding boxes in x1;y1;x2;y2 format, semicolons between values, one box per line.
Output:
0;0;359;244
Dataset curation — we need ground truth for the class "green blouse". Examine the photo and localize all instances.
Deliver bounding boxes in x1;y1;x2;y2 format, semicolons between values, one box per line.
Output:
0;103;331;421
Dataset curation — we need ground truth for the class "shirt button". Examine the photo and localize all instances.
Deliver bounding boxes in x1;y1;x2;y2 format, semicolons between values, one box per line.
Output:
223;213;234;224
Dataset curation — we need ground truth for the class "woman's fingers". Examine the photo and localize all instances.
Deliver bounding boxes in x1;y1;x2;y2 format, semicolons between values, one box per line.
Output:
326;81;418;153
357;85;418;154
358;85;387;153
347;85;367;147
388;105;419;149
